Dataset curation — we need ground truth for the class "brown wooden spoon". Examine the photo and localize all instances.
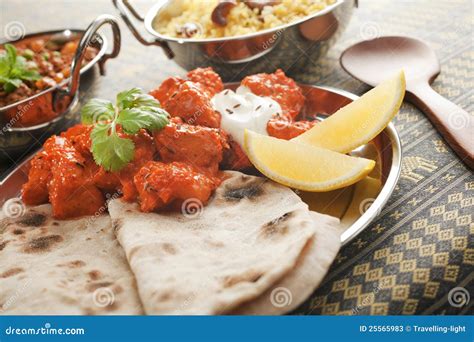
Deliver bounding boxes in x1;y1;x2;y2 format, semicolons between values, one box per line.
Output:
340;36;473;169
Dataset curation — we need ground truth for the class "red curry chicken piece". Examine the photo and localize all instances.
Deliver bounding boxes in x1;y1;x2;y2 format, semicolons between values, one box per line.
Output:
241;69;316;140
60;124;156;200
47;143;104;219
22;135;82;206
21;150;51;205
186;67;224;96
241;69;305;119
222;139;252;171
267;115;317;140
60;124;93;158
154;118;227;175
149;67;223;128
22;135;104;219
148;76;184;107
149;67;224;107
161;80;221;128
134;161;219;212
91;167;121;193
115;129;156;202
60;124;120;192
92;128;156;201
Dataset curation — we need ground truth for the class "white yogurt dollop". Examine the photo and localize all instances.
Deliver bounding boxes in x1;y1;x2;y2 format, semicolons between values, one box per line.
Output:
211;86;282;146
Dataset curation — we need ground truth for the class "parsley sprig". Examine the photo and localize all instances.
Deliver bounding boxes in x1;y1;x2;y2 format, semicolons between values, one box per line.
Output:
0;44;41;93
81;88;169;172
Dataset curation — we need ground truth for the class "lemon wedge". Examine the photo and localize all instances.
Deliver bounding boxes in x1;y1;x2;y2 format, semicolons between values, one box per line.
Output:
244;130;375;192
292;71;405;153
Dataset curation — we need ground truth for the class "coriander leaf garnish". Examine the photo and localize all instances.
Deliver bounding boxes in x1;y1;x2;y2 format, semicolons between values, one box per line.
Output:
119;106;170;134
81;99;115;125
81;88;169;172
116;87;160;110
91;125;135;172
0;44;40;93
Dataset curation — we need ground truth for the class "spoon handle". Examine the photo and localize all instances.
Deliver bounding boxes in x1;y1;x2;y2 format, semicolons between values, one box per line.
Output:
408;82;474;169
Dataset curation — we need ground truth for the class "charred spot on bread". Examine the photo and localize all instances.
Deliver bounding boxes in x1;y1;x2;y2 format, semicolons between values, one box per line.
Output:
260;211;294;237
12;229;25;235
1;211;46;232
17;212;47;227
222;270;264;288
112;219;123;234
23;234;63;253
57;260;86;268
223;178;266;201
0;240;9;251
88;270;102;281
1;267;24;278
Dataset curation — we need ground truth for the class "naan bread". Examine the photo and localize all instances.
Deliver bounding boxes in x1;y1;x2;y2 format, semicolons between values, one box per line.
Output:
108;171;317;314
0;204;143;315
232;212;341;314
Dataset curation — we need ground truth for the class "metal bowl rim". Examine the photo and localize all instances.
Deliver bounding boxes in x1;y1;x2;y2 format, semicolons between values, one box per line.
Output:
143;0;346;43
0;28;108;112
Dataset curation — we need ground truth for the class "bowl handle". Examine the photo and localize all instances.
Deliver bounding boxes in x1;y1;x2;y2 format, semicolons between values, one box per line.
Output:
53;14;121;111
112;0;174;59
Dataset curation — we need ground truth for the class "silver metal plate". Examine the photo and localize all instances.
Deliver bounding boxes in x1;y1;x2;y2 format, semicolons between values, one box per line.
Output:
0;85;401;246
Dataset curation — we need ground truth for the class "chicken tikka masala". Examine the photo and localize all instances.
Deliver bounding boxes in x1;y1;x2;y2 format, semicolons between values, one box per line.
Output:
22;68;317;219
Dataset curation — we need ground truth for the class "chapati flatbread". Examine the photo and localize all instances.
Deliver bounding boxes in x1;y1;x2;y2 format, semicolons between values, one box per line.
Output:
232;212;341;315
108;171;317;314
0;204;143;315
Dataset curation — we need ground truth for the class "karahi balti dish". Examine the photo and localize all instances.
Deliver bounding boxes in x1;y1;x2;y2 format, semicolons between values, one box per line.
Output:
154;0;337;39
0;37;98;127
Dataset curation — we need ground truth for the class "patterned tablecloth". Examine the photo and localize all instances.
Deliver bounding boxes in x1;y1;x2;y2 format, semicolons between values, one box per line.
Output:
1;0;472;315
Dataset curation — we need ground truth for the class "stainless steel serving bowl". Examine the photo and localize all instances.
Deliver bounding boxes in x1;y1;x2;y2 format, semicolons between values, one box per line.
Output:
114;0;356;81
0;15;121;161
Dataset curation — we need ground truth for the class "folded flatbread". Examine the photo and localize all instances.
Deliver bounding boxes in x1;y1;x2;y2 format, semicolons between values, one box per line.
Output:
0;204;143;315
1;172;341;315
108;171;318;314
232;212;340;314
